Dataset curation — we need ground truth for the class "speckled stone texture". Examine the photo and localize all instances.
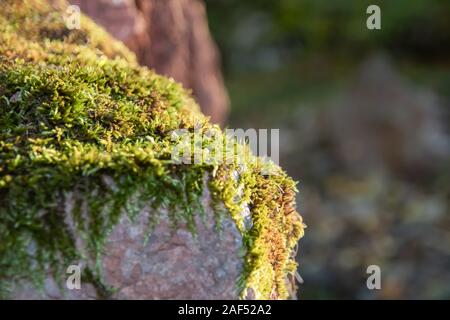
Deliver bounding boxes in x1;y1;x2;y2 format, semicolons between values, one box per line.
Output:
11;189;244;299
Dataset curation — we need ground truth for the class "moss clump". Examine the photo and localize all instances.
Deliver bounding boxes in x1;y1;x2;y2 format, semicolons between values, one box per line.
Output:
0;0;305;299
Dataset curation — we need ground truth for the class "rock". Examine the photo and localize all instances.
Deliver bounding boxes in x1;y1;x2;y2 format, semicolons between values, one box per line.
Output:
70;0;229;124
0;0;304;300
11;189;244;299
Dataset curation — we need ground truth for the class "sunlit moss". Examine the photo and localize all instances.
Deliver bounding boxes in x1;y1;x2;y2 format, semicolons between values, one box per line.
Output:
0;0;305;299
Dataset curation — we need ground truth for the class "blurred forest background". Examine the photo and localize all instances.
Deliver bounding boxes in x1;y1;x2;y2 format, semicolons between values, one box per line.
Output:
205;0;450;299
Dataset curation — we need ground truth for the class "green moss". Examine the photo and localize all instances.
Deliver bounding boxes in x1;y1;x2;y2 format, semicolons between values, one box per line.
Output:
0;0;305;299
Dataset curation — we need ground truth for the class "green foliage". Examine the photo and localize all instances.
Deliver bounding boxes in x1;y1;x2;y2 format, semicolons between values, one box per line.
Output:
0;0;304;299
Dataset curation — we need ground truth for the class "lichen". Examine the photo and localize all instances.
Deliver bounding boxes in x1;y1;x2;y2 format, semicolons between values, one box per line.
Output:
0;0;305;299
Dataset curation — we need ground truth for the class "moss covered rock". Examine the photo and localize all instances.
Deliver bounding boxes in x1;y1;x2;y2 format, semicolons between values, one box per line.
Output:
0;0;305;299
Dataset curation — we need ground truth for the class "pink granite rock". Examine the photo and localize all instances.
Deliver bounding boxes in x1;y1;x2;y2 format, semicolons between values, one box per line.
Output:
12;188;244;299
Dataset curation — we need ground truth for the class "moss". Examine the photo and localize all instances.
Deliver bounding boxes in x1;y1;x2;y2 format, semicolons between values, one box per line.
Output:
0;0;305;299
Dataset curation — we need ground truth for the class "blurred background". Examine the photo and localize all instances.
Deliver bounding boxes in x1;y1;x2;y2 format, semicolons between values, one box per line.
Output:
206;0;450;299
73;0;450;299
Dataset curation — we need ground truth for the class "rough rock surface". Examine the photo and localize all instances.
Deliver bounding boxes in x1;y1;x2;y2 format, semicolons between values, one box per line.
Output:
12;191;244;299
70;0;229;124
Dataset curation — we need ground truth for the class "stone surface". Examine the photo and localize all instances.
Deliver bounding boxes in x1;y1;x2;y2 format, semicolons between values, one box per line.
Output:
70;0;229;124
2;1;303;300
12;189;244;299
